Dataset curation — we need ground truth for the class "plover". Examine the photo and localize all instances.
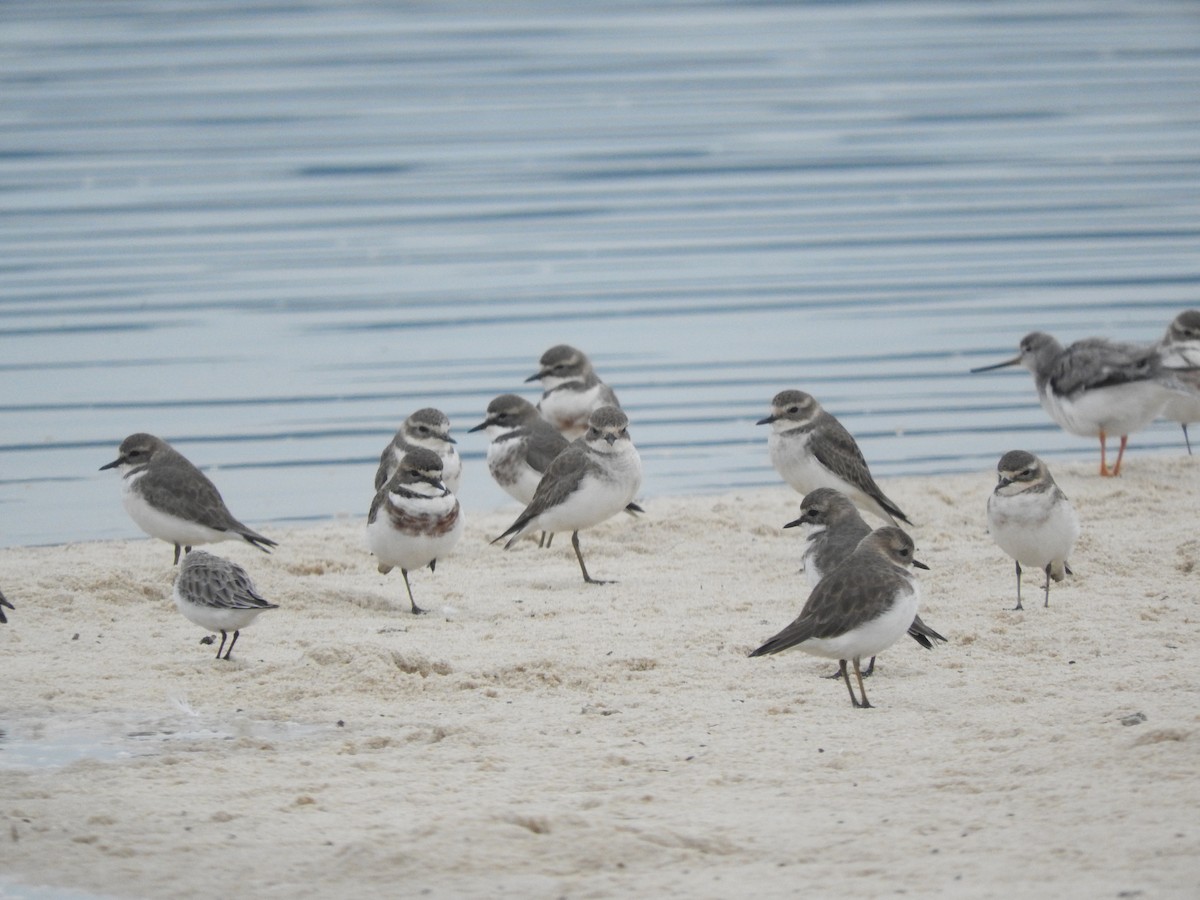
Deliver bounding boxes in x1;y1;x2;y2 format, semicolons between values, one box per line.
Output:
1156;309;1200;454
492;406;642;584
100;433;277;564
374;407;462;494
366;447;463;615
986;450;1079;611
785;488;945;675
750;526;929;709
971;331;1176;476
173;550;278;660
0;589;13;624
525;344;621;440
469;394;570;506
757;390;911;526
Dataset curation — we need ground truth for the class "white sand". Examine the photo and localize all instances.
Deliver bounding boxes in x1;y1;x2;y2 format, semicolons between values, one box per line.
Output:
2;456;1198;898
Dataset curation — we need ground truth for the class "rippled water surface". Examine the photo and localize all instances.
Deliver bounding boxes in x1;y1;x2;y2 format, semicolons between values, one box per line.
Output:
3;1;1199;547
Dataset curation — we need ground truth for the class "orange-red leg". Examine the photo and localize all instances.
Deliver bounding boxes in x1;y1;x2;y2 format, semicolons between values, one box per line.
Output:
1098;431;1112;476
1111;434;1129;476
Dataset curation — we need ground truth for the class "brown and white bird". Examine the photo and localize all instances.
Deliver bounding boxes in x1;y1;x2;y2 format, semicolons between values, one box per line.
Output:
1156;309;1200;454
374;407;462;494
525;345;621;441
750;526;929;709
785;488;945;675
367;447;463;615
492;406;642;584
758;390;911;526
971;332;1180;476
100;433;277;564
986;450;1079;611
173;550;278;660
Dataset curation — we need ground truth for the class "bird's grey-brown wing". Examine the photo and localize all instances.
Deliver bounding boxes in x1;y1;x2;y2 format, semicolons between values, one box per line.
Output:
1050;339;1158;396
523;421;571;473
808;413;911;524
750;557;909;656
137;450;277;551
179;556;277;611
373;437;401;491
496;445;590;543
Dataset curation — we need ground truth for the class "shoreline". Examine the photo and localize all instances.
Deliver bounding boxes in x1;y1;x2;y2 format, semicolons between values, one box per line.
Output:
2;456;1198;898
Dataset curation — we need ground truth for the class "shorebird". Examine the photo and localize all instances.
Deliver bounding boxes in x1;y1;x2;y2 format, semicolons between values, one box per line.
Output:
367;447;463;615
971;331;1176;476
757;390;911;526
750;527;929;709
525;344;621;441
470;394;570;508
173;550;278;660
986;450;1079;611
374;407;462;494
100;433;277;564
1156;309;1200;454
785;488;946;675
492;406;642;584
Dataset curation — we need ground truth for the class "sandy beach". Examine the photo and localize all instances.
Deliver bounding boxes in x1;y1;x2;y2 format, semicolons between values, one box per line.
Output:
1;455;1198;898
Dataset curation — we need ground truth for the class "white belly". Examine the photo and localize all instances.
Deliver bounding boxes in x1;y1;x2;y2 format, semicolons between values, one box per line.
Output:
173;591;269;633
487;440;541;505
366;495;463;573
123;481;228;547
800;583;918;661
1041;381;1167;438
987;492;1079;569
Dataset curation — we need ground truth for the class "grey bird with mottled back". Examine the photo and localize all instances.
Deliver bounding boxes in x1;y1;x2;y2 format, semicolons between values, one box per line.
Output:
971;332;1185;476
750;526;929;709
374;408;462;494
785;488;945;670
1156;309;1200;454
757;390;911;526
526;344;621;441
367;447;463;615
492;406;642;585
469;394;571;506
986;450;1079;611
100;433;277;565
173;550;278;660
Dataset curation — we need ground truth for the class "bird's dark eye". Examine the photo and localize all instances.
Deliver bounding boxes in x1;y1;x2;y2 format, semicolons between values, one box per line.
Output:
899;547;910;556
788;406;799;414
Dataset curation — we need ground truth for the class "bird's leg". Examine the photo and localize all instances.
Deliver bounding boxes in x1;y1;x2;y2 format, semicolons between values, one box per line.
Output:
401;569;425;615
223;630;241;660
540;531;555;549
1183;424;1193;456
174;544;183;565
1111;434;1129;476
1013;560;1024;611
215;630;228;659
861;657;876;678
1098;431;1113;476
838;659;859;707
573;532;611;585
852;658;873;709
1042;564;1052;607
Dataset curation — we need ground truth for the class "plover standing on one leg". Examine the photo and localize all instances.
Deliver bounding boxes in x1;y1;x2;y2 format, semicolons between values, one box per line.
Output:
525;345;621;441
374;408;462;494
1156;309;1200;455
757;390;911;526
492;406;642;585
750;527;929;709
173;550;278;660
986;450;1079;611
785;488;945;676
100;433;277;564
367;447;463;615
971;332;1176;476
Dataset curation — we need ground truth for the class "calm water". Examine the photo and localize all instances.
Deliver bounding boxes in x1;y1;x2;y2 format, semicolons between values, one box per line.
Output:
3;1;1199;548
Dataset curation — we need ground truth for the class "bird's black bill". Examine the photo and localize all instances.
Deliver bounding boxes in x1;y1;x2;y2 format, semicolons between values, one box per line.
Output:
99;458;122;471
969;356;1021;373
